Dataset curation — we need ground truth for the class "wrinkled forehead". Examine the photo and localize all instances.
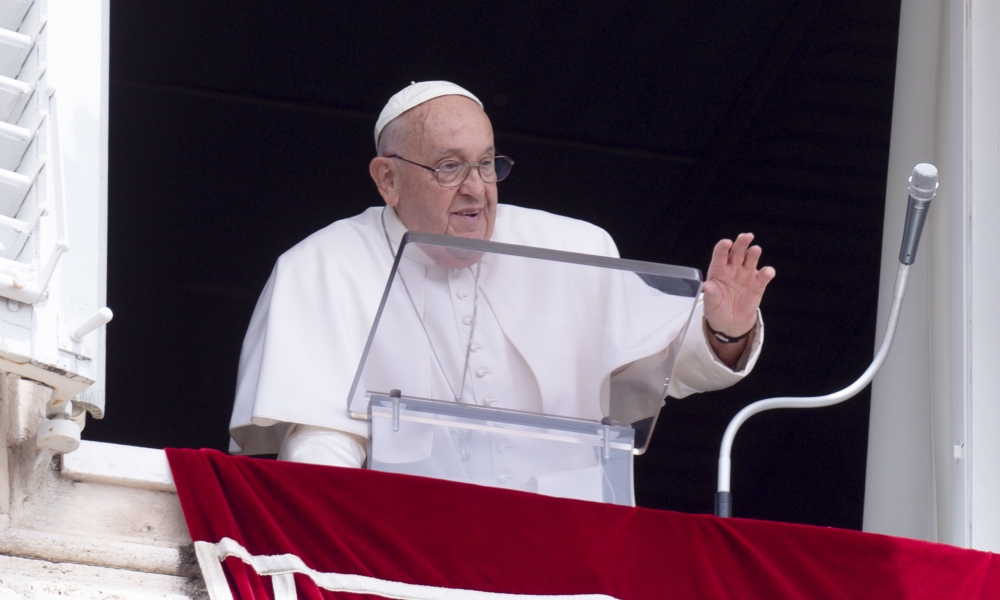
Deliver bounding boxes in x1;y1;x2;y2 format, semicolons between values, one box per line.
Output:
398;96;494;154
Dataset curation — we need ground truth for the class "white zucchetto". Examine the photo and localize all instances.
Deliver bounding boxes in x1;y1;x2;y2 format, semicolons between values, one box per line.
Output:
374;81;483;147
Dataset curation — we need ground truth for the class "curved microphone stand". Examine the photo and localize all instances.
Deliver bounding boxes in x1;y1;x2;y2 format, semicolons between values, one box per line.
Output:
715;163;939;518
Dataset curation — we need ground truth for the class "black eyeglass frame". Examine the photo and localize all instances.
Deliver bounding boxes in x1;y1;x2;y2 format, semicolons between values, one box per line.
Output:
387;154;514;188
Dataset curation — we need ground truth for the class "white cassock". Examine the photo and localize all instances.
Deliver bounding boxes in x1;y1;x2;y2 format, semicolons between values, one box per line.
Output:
229;205;763;474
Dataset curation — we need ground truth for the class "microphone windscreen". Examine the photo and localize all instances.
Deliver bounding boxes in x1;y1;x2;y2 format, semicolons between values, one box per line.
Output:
908;163;939;201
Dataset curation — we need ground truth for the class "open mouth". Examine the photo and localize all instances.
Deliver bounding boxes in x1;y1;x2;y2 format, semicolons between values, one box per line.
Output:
452;209;482;220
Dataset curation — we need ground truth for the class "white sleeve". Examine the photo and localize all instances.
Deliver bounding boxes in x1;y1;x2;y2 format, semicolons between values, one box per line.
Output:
278;424;367;468
667;299;765;398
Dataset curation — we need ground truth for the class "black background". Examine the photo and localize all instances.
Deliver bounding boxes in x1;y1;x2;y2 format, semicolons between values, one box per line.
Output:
86;0;901;528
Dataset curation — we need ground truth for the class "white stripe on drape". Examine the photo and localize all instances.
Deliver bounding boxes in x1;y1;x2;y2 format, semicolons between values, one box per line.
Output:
194;540;235;600
193;537;620;600
270;573;296;600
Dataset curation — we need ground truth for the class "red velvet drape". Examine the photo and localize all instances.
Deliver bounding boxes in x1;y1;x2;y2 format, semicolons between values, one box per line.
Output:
167;448;1000;599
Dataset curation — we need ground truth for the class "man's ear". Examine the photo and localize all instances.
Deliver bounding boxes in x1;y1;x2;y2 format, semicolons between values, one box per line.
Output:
369;157;400;207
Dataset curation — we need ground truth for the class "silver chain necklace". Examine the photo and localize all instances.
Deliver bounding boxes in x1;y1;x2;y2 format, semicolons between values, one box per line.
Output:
381;208;481;403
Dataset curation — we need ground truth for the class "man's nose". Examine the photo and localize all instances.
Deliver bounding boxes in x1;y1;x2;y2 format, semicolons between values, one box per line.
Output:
458;164;487;197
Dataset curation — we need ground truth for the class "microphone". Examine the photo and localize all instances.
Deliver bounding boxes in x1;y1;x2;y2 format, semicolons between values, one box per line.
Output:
898;163;939;265
715;162;940;518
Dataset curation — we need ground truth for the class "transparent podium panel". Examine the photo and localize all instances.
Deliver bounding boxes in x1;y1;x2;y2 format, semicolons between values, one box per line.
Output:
367;394;636;505
348;232;703;503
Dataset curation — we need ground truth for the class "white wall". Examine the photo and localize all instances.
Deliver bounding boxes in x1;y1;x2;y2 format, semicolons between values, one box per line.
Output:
865;0;1000;551
863;0;940;543
967;0;1000;551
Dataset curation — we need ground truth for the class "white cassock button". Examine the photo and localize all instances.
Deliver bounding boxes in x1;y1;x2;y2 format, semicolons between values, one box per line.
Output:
497;443;512;453
456;291;468;299
497;474;514;484
450;269;460;277
470;344;483;352
462;315;473;325
476;368;492;378
483;397;498;405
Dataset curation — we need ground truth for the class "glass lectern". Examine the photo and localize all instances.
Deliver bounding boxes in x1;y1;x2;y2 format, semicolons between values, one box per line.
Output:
348;232;702;506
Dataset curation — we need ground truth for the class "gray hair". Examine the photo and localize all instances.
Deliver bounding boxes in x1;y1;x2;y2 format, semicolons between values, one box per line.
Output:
375;115;408;157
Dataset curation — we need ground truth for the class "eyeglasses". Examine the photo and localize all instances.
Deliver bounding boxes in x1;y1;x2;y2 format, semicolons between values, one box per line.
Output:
388;154;514;188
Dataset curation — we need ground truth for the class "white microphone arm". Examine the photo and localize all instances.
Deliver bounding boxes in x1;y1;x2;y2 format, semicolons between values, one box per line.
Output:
714;163;939;518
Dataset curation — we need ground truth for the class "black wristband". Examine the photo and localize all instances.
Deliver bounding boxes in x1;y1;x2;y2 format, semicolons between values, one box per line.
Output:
705;320;754;344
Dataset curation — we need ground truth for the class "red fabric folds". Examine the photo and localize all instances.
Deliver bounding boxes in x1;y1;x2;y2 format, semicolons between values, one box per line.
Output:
167;448;1000;599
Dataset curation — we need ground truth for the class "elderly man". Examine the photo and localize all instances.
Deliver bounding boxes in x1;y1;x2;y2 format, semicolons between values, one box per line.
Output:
229;81;775;468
